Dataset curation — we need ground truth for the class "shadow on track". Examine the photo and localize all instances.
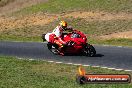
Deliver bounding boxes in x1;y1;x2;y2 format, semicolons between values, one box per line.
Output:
62;53;104;57
93;54;104;57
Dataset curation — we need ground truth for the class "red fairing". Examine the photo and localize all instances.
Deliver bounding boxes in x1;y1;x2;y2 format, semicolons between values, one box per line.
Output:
64;30;87;44
49;34;56;43
62;30;88;54
45;28;96;56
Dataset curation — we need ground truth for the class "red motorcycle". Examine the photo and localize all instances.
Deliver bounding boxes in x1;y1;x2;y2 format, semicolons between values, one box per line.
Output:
42;30;96;56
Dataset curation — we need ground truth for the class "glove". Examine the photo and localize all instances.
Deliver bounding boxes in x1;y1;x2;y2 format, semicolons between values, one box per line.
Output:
67;26;73;32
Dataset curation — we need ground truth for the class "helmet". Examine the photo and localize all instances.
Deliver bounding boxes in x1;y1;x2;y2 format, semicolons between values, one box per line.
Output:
59;21;67;30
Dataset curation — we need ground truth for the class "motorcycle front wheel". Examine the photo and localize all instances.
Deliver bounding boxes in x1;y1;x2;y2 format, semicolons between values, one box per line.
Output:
83;44;96;57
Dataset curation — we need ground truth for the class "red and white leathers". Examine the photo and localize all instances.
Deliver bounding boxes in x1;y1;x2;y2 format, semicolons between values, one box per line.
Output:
45;25;66;47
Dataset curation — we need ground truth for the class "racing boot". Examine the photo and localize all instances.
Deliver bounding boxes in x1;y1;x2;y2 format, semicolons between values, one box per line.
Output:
58;44;67;56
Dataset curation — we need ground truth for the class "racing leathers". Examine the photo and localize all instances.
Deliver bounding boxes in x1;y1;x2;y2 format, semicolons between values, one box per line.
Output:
45;25;73;55
45;25;68;47
52;25;67;47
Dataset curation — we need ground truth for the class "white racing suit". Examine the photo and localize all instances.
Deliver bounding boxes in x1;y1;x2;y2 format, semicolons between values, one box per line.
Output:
45;26;66;46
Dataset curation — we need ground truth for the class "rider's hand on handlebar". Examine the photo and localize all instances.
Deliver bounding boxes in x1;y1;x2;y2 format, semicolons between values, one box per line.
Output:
67;26;73;32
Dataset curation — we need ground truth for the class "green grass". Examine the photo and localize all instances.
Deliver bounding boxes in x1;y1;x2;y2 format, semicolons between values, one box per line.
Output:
87;37;132;47
101;38;132;47
65;18;132;36
0;25;45;42
0;55;132;88
15;0;132;15
1;17;132;46
0;35;41;42
2;18;132;36
1;0;132;46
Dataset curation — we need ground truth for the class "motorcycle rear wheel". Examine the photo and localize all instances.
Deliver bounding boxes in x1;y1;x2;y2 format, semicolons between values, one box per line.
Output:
47;42;59;55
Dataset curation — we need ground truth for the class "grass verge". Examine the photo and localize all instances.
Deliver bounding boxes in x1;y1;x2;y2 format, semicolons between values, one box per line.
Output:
101;38;132;47
0;17;132;46
14;0;132;15
0;35;42;42
0;55;132;88
2;18;132;37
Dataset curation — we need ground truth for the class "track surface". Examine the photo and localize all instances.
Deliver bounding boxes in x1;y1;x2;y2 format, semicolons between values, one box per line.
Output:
0;41;132;70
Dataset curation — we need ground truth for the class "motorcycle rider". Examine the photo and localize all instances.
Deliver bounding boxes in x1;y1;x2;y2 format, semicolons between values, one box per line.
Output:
45;21;73;55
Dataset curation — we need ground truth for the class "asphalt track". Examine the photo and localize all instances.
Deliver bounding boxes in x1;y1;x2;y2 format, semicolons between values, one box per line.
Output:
0;41;132;70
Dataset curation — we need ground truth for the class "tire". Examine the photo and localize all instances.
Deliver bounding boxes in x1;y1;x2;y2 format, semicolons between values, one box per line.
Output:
42;34;46;42
47;42;59;55
84;44;96;57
